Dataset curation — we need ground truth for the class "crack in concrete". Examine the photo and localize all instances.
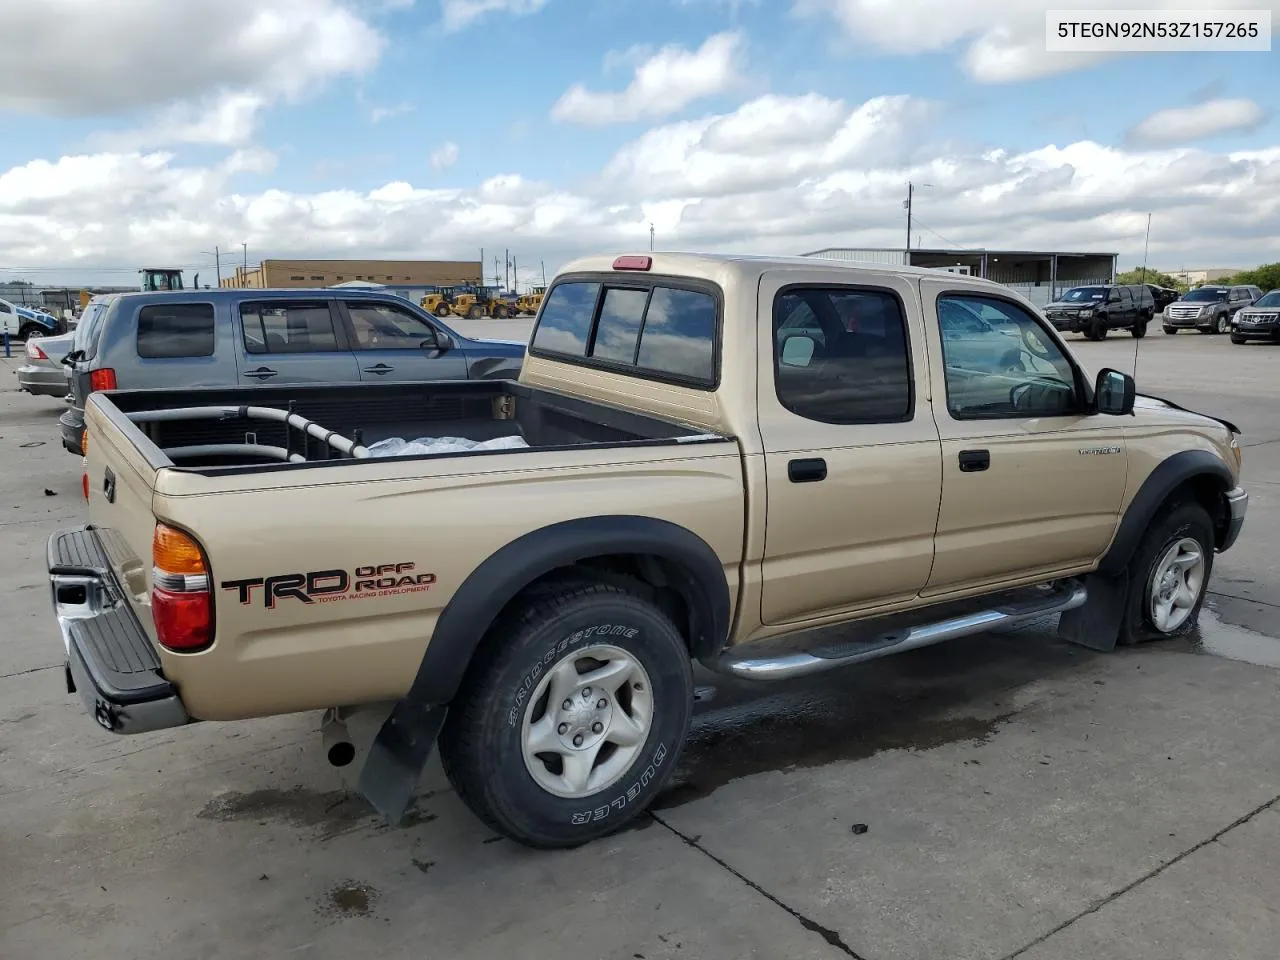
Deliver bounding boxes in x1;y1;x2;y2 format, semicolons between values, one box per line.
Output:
650;813;867;959
0;663;60;680
1001;792;1280;959
1209;590;1280;611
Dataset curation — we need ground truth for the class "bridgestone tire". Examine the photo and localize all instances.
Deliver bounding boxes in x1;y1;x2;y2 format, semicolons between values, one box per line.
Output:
438;582;694;848
1118;501;1214;645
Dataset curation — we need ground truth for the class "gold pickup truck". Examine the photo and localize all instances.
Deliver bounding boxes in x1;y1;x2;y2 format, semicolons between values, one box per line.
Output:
49;253;1248;848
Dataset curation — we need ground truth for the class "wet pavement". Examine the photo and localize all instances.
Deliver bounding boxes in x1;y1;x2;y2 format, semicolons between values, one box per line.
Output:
4;328;1280;959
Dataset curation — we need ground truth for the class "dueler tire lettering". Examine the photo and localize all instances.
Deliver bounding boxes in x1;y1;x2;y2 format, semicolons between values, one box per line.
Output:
438;581;694;849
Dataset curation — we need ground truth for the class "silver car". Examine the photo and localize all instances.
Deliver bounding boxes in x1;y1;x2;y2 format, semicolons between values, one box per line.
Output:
16;332;74;397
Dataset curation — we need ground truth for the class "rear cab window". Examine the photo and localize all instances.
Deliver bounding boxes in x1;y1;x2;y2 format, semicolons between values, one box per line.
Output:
530;275;719;387
136;302;216;359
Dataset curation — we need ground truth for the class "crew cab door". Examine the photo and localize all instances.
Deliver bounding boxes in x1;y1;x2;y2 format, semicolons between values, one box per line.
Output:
236;299;361;385
337;299;468;382
757;270;942;625
920;280;1128;596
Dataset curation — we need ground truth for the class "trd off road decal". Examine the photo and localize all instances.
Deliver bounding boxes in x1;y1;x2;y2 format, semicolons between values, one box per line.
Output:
221;562;436;609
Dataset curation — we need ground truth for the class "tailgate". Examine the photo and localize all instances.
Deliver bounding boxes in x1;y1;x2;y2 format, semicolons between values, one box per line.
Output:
82;393;165;644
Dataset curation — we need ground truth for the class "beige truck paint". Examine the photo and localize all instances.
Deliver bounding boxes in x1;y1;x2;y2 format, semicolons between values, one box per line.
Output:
73;252;1244;725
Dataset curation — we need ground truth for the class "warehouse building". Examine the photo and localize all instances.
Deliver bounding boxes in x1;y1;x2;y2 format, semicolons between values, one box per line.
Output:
800;247;1117;307
221;258;484;294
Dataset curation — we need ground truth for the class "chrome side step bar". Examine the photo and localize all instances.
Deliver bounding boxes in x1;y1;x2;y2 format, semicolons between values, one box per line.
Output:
703;581;1088;681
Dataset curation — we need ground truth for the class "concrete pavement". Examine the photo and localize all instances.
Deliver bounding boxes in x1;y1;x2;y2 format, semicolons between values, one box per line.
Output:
3;325;1279;960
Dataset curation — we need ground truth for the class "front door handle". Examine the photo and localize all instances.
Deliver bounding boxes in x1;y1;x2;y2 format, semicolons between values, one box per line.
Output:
788;458;827;483
958;449;990;472
244;367;277;380
362;364;394;375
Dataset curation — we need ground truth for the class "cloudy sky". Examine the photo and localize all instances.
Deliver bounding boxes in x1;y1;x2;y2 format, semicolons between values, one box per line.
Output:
0;0;1277;287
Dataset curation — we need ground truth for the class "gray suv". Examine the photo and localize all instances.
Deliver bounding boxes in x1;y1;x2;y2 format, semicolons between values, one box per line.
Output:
59;288;526;454
1163;284;1262;334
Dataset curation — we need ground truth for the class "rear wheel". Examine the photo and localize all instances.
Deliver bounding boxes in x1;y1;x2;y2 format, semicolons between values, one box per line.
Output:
17;323;41;341
494;304;509;319
467;305;482;320
1119;501;1214;645
435;303;450;317
438;582;694;848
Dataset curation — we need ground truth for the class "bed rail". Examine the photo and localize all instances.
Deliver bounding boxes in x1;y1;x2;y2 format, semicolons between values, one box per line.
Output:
124;403;371;463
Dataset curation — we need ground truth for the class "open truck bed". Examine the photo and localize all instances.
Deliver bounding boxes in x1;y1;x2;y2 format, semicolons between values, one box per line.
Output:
98;379;722;473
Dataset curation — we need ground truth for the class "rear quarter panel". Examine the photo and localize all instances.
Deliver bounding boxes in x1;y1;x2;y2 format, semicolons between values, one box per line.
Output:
152;443;747;720
96;297;239;389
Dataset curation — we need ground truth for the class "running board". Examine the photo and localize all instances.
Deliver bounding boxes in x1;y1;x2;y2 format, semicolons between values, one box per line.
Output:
703;581;1088;681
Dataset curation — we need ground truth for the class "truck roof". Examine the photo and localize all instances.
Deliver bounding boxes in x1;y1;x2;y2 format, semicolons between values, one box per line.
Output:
106;287;425;306
557;251;1008;291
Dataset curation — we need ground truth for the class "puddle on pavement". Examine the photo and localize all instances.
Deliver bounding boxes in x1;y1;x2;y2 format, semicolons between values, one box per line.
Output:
1191;606;1280;668
197;786;436;839
654;626;1090;809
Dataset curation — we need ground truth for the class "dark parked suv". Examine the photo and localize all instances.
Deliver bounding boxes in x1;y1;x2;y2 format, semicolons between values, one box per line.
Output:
1043;284;1156;340
1230;289;1280;344
58;288;526;455
1163;284;1262;334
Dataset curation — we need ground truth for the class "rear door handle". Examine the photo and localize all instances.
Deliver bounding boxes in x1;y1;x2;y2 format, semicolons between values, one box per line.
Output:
958;449;990;472
244;367;277;380
788;458;827;483
362;364;394;375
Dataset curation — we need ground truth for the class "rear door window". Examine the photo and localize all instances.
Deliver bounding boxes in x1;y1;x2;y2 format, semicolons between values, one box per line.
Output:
137;303;215;359
241;302;341;354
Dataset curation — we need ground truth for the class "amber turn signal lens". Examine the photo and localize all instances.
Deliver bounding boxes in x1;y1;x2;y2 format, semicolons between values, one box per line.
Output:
153;523;207;575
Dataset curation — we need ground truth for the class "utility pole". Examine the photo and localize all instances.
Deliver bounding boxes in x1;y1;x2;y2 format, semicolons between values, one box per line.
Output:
649;223;655;252
541;260;546;285
242;242;247;272
512;255;518;292
1140;213;1152;284
493;256;501;287
202;246;223;286
479;247;484;285
903;182;932;253
504;248;510;291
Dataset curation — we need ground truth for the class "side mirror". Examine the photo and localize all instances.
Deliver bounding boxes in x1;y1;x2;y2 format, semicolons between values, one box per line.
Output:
779;334;816;367
421;327;448;351
1095;367;1135;416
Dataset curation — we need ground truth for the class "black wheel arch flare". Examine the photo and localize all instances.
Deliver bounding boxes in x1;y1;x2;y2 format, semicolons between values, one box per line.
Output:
409;515;732;706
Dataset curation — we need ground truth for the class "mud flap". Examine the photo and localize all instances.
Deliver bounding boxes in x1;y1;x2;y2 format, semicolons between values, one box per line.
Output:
357;701;449;826
1057;570;1128;652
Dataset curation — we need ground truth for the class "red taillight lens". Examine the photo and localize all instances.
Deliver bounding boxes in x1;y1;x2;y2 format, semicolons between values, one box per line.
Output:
81;473;89;501
152;588;212;652
27;341;48;360
89;368;117;392
612;255;652;271
152;523;213;652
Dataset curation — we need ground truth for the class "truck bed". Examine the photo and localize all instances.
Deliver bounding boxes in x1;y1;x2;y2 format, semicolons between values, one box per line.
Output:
97;379;721;474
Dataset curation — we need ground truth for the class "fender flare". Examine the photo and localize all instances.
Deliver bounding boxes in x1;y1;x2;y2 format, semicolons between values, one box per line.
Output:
1097;450;1233;577
406;515;732;706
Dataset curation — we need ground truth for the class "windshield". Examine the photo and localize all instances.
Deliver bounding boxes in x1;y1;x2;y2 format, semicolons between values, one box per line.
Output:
1183;288;1229;302
1254;291;1280;308
1060;287;1105;302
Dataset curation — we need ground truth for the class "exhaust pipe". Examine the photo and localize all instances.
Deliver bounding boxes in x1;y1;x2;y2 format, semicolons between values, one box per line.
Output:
321;707;356;767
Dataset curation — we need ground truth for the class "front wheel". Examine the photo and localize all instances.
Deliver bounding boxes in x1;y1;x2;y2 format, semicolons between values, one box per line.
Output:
1087;318;1108;340
1131;321;1147;339
1230;334;1247;344
435;303;450;317
1216;314;1231;334
1163;325;1177;335
439;582;694;848
1119;501;1214;645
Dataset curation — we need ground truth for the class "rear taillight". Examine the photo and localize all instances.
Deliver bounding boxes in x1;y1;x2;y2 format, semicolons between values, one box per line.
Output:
26;341;47;360
152;523;213;652
89;368;117;392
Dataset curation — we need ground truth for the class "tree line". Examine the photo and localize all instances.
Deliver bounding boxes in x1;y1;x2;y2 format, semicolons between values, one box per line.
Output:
1114;263;1280;293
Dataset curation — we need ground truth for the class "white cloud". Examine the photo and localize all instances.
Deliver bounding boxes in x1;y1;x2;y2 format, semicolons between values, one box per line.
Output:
439;0;547;32
552;31;745;126
1128;98;1267;146
430;141;461;172
371;101;416;123
0;0;382;115
2;93;1279;284
793;0;1280;82
94;92;270;150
